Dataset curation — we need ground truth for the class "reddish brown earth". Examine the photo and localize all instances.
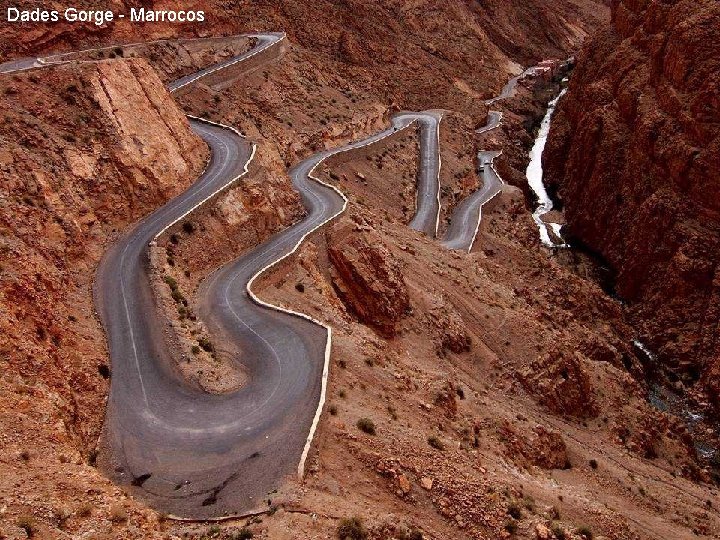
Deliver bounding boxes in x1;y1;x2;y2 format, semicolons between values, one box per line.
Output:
4;1;720;539
0;59;208;537
543;0;720;412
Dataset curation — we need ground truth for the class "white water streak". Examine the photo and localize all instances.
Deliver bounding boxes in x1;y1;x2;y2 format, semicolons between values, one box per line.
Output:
526;89;568;247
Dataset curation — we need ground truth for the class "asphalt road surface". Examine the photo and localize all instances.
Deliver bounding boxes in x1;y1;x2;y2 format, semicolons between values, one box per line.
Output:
2;34;447;517
0;57;38;73
396;111;444;237
442;150;502;251
485;65;538;105
443;65;541;252
441;108;504;252
91;32;343;518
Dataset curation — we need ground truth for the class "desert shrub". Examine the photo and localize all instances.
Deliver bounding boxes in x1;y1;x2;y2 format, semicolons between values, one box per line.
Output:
235;528;253;539
356;418;376;435
504;519;518;535
98;364;111;379
328;404;338;416
427;435;445;451
76;503;92;517
109;504;128;524
198;337;214;353
295;283;305;293
589;459;598;469
337;517;367;540
182;221;196;234
164;275;178;290
507;501;522;519
17;515;36;536
171;289;186;304
192;345;201;355
576;525;593;539
402;529;423;540
551;522;566;540
387;405;398;420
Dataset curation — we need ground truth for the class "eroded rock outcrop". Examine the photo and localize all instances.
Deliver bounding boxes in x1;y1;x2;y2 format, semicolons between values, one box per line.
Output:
328;219;410;336
544;0;720;402
518;348;599;418
499;422;570;470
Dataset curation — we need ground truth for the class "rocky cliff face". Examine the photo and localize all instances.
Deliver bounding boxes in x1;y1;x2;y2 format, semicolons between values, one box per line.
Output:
0;58;207;531
328;219;410;336
544;0;720;401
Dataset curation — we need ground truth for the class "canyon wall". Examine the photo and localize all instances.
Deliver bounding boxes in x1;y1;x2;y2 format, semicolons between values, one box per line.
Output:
1;0;608;112
0;58;207;531
544;0;720;398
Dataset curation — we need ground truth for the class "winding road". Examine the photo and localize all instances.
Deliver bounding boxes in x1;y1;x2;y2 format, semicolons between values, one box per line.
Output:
0;30;554;517
442;150;503;251
484;65;539;105
442;63;556;252
441;71;523;251
1;34;449;517
400;110;444;237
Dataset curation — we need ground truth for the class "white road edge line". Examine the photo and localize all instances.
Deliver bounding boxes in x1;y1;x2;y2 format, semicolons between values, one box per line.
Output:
466;151;504;253
246;119;418;479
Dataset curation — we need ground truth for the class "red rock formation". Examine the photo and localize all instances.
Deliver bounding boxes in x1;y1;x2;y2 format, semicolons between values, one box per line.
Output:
500;422;570;470
518;348;599;418
544;0;720;401
327;219;410;336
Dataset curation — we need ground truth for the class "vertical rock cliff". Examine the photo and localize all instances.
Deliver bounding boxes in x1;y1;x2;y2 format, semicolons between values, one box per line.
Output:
544;0;719;400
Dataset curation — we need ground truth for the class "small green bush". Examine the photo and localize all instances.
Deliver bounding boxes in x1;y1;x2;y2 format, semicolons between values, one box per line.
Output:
17;515;35;537
427;435;445;451
576;525;593;539
551;522;566;540
356;418;376;435
198;337;214;353
163;275;178;291
337;517;367;540
234;527;253;539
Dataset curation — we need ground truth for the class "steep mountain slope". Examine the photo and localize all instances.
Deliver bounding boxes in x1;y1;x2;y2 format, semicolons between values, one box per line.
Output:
0;58;209;537
544;0;720;404
18;2;720;539
2;0;606;103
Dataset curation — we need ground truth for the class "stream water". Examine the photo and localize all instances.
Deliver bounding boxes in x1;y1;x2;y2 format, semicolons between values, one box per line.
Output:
526;88;568;247
634;340;718;465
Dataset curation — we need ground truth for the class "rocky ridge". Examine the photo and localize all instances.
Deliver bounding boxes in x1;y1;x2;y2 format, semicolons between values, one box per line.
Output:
543;0;720;408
